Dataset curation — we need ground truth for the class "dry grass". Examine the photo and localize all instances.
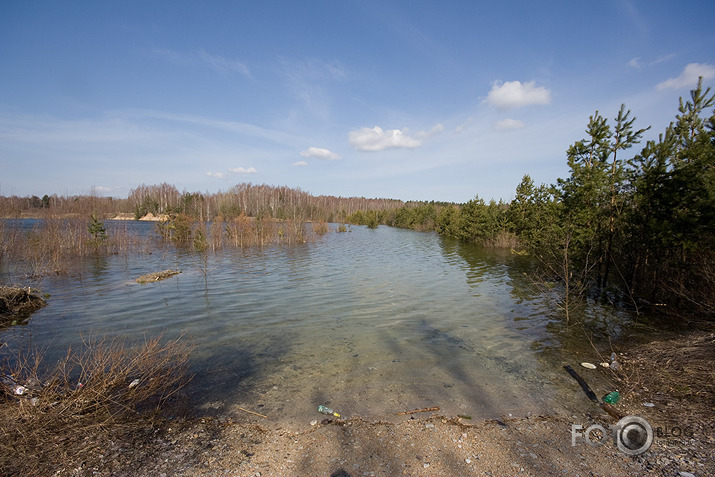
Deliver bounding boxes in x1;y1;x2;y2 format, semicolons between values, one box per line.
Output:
1;217;153;277
2;216;327;277
223;215;315;247
312;220;329;235
0;333;193;475
613;331;715;427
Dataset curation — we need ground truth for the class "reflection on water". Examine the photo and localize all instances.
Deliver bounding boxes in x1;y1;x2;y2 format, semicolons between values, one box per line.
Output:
0;222;643;427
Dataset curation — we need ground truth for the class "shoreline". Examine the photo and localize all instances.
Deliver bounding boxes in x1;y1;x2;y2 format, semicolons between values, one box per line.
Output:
45;330;714;476
0;212;168;221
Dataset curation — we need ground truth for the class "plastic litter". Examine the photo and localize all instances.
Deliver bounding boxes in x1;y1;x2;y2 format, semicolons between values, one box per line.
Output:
602;391;620;404
580;362;597;369
2;375;28;395
643;402;655;407
128;378;140;389
317;405;340;417
610;352;620;370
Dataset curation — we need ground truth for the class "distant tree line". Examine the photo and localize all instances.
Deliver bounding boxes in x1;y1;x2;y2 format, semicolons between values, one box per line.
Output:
127;182;403;224
0;183;403;224
0;184;404;275
348;79;715;322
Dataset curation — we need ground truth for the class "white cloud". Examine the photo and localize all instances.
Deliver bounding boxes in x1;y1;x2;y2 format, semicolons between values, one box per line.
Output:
494;118;525;131
348;125;442;152
91;186;112;194
229;166;257;174
300;146;340;160
349;126;421;152
656;63;715;90
293;160;308;167
485;80;551;110
206;171;225;178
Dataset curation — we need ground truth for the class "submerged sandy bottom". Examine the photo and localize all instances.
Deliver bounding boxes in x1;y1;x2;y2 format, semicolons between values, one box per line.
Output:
187;313;568;429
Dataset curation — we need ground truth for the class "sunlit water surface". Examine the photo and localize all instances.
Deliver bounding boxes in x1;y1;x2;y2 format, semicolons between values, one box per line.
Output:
1;222;641;427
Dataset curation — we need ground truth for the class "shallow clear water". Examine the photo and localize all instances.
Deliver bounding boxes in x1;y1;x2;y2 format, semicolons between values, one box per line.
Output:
1;222;638;427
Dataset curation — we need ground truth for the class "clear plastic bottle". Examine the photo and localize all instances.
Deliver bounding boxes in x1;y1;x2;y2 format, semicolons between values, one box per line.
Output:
317;405;340;417
610;352;620;370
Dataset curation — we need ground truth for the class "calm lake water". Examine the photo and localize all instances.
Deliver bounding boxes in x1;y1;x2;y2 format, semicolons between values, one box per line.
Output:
1;221;641;427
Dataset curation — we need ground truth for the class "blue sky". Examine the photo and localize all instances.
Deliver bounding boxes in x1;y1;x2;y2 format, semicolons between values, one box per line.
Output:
1;1;714;203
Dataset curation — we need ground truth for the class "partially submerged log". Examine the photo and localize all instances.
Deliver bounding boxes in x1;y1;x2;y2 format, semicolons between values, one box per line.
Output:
136;270;181;284
0;286;47;324
564;365;623;420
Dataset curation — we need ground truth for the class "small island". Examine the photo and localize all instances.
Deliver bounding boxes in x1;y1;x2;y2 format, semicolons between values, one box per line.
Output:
135;269;181;284
0;286;47;326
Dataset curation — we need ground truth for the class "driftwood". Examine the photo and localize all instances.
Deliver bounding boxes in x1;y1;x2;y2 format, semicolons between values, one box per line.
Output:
136;270;181;284
396;406;440;415
236;406;268;418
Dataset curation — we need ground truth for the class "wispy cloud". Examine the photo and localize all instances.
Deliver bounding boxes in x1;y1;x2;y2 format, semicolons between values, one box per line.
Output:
206;171;225;178
656;63;715;90
652;53;676;66
348;124;442;152
620;0;648;37
279;57;347;118
229;166;257;174
494;118;525;131
120;109;303;146
153;47;251;77
0;111;172;145
628;53;676;69
485;80;551;110
300;146;340;160
197;48;250;76
280;57;347;82
628;57;643;69
293;160;308;167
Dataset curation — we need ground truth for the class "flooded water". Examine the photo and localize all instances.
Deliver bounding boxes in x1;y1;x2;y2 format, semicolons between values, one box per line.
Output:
1;221;640;428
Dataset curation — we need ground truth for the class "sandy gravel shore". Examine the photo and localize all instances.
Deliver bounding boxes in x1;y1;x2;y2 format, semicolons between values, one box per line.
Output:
59;410;712;477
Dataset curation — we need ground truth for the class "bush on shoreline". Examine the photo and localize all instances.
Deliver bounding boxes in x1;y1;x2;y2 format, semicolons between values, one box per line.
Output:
0;333;193;475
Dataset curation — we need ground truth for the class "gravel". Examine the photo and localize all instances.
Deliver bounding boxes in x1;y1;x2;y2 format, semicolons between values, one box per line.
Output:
51;413;714;476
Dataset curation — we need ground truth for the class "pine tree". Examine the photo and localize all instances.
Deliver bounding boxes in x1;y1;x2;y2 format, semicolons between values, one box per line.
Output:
88;214;108;244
